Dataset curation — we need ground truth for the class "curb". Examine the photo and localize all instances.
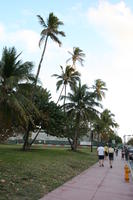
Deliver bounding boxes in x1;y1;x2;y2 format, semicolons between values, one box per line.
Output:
128;160;133;180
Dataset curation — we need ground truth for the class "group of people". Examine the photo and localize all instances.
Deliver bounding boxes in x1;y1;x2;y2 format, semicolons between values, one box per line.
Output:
97;144;117;168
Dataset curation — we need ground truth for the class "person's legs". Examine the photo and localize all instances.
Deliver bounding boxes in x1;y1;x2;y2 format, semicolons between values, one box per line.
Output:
110;160;112;168
99;156;104;166
109;153;113;168
101;156;104;166
99;156;102;166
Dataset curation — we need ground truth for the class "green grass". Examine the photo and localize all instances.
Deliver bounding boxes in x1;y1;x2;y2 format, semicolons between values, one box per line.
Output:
0;144;97;200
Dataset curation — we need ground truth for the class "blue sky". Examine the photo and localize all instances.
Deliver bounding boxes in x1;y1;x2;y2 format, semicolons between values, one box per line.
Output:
1;0;133;141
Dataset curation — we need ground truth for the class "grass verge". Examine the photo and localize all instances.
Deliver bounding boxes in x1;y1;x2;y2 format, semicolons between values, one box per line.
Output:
0;144;97;200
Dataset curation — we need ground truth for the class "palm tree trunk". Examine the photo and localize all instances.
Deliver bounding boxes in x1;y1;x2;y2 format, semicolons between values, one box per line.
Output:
30;128;41;146
64;84;67;112
73;116;80;151
68;138;74;150
57;84;65;104
23;123;31;151
90;131;93;152
35;35;48;85
73;132;78;151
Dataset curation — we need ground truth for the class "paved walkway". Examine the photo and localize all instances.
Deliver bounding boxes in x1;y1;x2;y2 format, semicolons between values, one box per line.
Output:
40;154;133;200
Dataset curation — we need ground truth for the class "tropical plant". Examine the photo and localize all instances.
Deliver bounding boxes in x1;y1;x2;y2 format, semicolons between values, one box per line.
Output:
66;47;85;69
52;65;80;105
0;47;39;142
92;79;107;101
93;109;119;144
127;138;133;146
36;12;65;84
29;86;65;144
65;82;100;150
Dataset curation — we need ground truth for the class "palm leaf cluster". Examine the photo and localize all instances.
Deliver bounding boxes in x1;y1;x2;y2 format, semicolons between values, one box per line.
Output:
67;47;85;69
0;47;39;141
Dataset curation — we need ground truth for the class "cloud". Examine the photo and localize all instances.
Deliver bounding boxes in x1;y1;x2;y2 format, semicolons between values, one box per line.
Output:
86;0;133;136
8;30;40;53
87;1;133;50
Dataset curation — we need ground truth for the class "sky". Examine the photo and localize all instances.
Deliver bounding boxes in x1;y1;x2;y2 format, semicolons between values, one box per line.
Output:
0;0;133;141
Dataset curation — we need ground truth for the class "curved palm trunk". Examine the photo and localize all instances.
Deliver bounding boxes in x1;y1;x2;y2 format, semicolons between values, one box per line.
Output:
23;123;31;151
72;60;76;70
57;84;65;104
35;35;48;85
64;84;67;112
30;128;41;146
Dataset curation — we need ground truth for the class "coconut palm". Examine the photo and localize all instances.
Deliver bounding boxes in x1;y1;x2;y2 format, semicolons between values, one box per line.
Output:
36;13;65;84
66;47;85;69
65;82;101;150
52;65;80;105
101;109;118;129
93;109;118;144
0;47;39;142
92;79;107;101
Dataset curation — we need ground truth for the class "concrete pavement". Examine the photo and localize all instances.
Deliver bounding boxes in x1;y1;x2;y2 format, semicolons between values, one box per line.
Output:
40;153;133;200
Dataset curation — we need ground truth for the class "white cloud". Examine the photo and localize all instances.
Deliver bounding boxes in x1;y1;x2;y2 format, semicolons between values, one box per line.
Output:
86;0;133;137
88;1;133;50
9;30;40;53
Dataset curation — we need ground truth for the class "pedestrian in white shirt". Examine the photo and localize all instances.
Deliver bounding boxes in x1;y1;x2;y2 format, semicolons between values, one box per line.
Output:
97;144;104;167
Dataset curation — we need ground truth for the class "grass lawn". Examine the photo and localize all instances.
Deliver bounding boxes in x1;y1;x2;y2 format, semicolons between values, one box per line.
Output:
0;144;97;200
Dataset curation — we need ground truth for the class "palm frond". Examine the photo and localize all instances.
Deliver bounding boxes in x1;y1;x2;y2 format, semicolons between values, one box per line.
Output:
37;15;47;27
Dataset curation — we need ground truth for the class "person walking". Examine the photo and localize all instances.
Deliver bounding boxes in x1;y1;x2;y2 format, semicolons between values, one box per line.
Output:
108;144;114;168
97;144;104;167
121;148;125;160
104;144;108;160
115;147;118;156
125;147;129;161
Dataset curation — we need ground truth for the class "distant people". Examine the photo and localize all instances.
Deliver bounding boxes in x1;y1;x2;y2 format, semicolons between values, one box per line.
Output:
121;148;125;160
97;144;104;167
125;147;129;161
104;145;108;160
115;147;118;156
108;144;114;168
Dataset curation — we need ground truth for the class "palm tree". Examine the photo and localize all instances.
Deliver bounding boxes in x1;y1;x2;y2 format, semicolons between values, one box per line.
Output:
65;82;101;150
0;47;39;142
93;109;118;144
92;79;107;101
36;13;65;84
52;65;80;105
66;47;85;70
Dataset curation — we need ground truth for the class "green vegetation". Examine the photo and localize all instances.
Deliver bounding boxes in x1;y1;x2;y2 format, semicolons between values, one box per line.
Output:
127;138;133;146
0;12;121;149
0;145;97;200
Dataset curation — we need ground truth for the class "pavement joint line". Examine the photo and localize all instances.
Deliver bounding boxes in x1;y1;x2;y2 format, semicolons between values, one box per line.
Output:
89;167;110;200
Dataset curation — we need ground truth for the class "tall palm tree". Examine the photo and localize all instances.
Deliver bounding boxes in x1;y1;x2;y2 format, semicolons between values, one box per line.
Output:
0;47;39;142
92;79;107;101
36;13;65;84
52;65;80;105
66;47;85;70
65;82;101;150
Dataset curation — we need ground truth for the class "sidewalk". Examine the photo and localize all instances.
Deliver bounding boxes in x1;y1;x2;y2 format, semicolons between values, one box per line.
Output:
40;154;133;200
